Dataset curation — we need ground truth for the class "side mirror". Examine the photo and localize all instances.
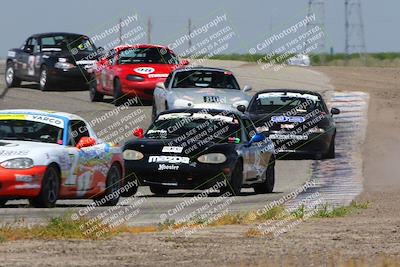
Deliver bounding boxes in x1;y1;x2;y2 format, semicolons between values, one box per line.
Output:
243;85;252;92
156;82;166;90
96;47;106;58
180;59;189;65
76;137;96;149
330;107;340;115
237;105;246;113
133;128;144;139
24;45;34;53
248;133;265;146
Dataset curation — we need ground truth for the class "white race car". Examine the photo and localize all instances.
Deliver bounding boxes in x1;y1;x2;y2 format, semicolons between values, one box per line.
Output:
0;109;126;208
152;67;252;120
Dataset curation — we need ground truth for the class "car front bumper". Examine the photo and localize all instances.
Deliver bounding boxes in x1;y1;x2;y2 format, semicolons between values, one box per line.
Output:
0;166;46;199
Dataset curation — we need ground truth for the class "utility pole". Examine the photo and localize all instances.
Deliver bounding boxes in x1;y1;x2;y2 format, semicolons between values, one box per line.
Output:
188;18;192;51
345;0;367;65
119;18;122;45
306;0;327;63
147;17;152;44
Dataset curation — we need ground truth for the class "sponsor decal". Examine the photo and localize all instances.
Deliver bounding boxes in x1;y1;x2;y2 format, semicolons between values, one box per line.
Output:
15;175;34;183
0;150;29;156
162;146;183;153
271;116;305;123
26;115;64;128
258;92;319;101
134;67;155;74
158;164;179;171
158;113;235;124
148;73;169;78
269;134;308;140
148;155;190;164
281;124;295;129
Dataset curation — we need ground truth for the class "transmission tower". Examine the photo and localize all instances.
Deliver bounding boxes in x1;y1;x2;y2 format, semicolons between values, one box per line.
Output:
306;0;327;54
345;0;367;64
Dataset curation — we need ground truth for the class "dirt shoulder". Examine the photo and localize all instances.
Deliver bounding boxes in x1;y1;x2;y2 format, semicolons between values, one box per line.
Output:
1;66;400;267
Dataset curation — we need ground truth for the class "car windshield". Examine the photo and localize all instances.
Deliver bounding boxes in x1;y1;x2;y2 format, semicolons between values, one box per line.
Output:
146;112;241;143
171;70;240;89
250;92;323;113
0;120;63;144
40;35;96;52
118;47;178;65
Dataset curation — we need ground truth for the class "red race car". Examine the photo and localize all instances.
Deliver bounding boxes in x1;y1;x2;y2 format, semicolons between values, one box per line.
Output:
89;44;188;106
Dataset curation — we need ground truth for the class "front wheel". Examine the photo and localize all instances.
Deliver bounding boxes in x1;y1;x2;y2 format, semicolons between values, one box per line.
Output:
220;162;243;196
151;100;158;121
96;164;122;206
149;186;169;195
323;137;335;159
113;78;126;106
0;199;8;208
89;78;103;102
5;61;21;88
253;158;275;194
30;166;60;208
39;65;51;91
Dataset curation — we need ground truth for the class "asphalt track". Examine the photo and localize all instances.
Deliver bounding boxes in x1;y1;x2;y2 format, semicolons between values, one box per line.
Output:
0;60;339;226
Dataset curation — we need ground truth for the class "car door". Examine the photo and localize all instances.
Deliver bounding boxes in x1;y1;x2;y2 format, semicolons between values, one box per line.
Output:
16;38;34;78
64;120;103;196
102;50;117;94
242;118;264;180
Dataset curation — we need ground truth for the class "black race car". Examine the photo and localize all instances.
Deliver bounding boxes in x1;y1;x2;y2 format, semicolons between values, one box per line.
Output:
246;89;340;159
5;32;103;91
123;108;276;196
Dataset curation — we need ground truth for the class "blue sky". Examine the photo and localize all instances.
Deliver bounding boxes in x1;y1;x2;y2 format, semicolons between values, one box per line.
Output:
0;0;397;57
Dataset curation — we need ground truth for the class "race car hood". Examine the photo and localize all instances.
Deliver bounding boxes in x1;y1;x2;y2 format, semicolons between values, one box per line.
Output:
117;64;176;79
0;140;64;165
168;88;251;110
124;138;236;158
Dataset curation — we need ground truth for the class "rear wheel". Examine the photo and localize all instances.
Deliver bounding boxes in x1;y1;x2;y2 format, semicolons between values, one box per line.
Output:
220;162;243;196
30;166;60;208
39;65;51;91
0;199;8;207
151;100;157;121
89;77;103;102
96;164;122;206
253;158;275;194
113;78;126;106
5;61;21;88
149;186;169;195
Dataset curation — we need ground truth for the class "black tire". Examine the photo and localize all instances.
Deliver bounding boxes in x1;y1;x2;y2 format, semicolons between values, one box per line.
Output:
323;137;335;159
120;175;139;197
113;78;126;106
96;164;122;206
149;186;169;195
5;61;21;88
220;162;243;196
89;77;103;102
39;65;51;91
29;166;60;208
253;158;275;194
0;199;8;208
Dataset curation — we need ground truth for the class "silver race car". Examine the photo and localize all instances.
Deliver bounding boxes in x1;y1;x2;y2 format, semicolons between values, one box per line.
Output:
152;67;252;120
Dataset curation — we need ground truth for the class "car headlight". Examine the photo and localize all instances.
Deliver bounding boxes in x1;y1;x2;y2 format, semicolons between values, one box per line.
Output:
55;62;75;69
126;75;145;81
123;150;144;160
0;158;34;169
308;127;325;133
197;153;227;164
173;99;193;108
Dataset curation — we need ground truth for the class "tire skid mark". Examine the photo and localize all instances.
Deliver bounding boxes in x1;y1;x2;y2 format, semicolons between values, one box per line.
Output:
286;91;369;209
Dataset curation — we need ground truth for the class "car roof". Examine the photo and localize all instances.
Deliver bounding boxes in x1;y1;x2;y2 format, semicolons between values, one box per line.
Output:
256;89;322;97
0;109;83;121
158;108;249;120
30;32;87;38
